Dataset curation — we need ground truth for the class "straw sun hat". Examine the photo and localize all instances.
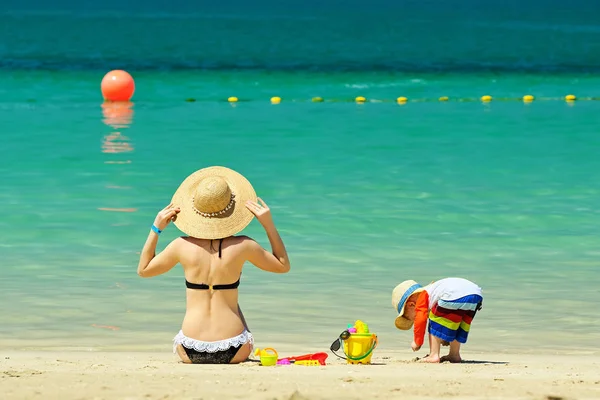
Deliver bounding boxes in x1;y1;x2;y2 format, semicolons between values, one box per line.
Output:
391;280;425;330
170;166;257;240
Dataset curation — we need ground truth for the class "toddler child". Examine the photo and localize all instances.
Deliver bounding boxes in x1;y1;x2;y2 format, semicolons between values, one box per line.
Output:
391;277;483;363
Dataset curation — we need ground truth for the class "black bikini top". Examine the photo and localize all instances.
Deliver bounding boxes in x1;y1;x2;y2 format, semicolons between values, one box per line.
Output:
185;278;240;291
185;239;241;291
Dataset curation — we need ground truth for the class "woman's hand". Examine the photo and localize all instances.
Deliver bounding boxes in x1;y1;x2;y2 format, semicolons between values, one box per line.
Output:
245;198;274;228
153;203;181;231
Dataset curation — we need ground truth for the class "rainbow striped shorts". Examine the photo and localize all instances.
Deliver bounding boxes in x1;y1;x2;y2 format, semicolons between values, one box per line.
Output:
428;294;483;344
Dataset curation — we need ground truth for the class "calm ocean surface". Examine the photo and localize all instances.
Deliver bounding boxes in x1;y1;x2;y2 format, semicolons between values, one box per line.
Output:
1;3;599;355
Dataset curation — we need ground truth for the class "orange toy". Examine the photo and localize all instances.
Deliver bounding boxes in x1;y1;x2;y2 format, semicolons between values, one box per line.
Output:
279;352;328;366
101;70;135;102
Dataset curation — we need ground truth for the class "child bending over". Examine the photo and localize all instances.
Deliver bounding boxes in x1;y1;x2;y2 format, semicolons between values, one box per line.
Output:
391;277;483;363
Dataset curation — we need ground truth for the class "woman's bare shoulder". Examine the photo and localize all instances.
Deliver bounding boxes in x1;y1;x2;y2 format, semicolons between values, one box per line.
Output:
178;236;208;245
230;235;256;244
229;235;261;251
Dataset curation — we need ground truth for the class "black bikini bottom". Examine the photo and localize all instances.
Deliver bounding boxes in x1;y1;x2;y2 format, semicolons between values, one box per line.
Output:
183;344;242;364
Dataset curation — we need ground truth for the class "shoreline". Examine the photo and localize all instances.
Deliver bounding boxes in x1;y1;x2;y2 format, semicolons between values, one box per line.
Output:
1;350;599;399
1;344;598;358
1;332;598;357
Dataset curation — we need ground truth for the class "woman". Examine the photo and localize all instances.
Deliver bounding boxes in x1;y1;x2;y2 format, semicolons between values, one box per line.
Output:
136;166;291;364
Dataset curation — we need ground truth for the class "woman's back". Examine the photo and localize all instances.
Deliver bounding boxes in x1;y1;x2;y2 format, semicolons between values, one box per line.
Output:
177;236;248;341
136;166;290;364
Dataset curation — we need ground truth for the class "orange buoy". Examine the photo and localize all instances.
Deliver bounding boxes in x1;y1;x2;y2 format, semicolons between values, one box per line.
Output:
101;70;135;102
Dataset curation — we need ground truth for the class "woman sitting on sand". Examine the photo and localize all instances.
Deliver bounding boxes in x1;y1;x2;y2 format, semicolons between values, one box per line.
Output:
136;166;291;364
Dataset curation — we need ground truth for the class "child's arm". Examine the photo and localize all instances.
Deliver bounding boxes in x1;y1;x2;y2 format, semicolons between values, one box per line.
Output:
412;292;429;351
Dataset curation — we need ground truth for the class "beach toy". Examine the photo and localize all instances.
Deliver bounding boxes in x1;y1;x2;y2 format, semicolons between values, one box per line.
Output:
254;348;278;366
354;320;369;334
101;70;135;102
348;327;357;334
343;332;378;365
281;352;328;366
294;360;322;366
277;358;291;365
330;322;379;365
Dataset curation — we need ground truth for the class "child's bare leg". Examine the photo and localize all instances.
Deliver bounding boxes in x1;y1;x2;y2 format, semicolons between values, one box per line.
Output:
420;334;441;363
440;340;462;363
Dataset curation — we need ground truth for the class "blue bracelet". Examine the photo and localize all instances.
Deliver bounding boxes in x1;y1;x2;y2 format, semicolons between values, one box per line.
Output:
151;224;162;234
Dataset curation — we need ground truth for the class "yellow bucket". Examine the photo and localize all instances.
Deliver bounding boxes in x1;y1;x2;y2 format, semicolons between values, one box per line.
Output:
343;333;378;365
254;347;278;366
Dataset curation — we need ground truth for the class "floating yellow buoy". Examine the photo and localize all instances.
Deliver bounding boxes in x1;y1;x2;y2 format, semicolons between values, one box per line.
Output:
396;96;408;104
523;95;534;102
439;96;449;102
312;96;324;103
481;95;492;102
355;96;366;103
270;96;281;104
228;96;238;103
565;94;576;101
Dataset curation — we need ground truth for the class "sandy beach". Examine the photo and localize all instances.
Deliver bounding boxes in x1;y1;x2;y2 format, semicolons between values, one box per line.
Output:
1;350;598;400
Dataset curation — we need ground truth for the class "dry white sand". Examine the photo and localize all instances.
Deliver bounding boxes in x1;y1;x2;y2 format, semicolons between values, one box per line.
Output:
1;350;599;399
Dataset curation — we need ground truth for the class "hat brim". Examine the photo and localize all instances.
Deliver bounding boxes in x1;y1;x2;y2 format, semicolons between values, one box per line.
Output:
171;166;257;239
394;315;414;330
393;286;425;330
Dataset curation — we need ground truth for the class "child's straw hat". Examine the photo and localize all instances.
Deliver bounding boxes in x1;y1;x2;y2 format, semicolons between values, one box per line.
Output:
391;280;425;330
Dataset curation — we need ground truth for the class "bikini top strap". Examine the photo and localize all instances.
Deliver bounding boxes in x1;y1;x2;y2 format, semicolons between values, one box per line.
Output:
210;239;224;258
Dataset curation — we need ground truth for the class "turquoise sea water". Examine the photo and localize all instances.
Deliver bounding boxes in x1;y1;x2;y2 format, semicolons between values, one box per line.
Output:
1;5;600;355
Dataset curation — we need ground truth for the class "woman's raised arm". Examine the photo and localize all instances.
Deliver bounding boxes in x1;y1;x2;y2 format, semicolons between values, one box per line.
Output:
137;203;181;277
244;198;290;273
